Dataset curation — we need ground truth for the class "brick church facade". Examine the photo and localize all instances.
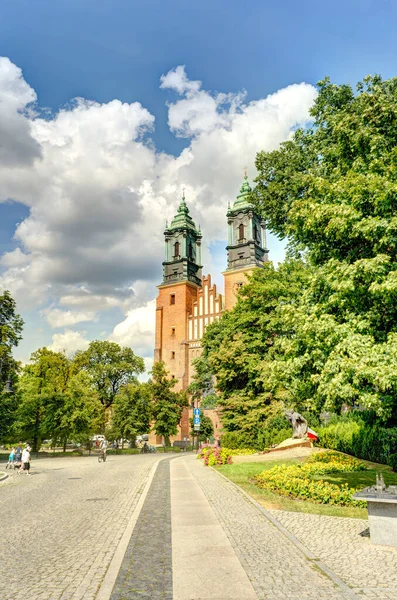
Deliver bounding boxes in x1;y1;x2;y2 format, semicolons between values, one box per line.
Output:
152;173;268;443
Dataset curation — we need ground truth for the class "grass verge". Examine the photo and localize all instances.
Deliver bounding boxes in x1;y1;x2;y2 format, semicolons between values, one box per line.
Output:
216;456;397;519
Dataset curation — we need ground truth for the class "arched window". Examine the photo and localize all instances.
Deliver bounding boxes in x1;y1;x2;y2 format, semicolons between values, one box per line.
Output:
188;242;194;259
174;241;180;257
238;223;245;241
253;223;258;241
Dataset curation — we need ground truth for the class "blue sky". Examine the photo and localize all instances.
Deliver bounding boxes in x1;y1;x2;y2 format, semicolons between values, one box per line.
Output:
0;0;396;366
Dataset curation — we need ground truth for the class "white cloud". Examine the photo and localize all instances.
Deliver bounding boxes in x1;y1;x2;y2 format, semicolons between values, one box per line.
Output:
0;58;317;359
109;300;156;359
160;65;201;95
48;329;90;354
43;308;97;328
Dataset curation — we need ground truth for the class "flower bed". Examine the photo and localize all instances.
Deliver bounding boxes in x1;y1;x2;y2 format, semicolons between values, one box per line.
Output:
198;445;233;466
254;451;367;506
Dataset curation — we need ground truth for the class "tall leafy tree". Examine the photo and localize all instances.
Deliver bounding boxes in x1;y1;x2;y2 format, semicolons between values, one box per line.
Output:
202;260;311;439
149;361;188;446
73;340;145;409
112;382;151;444
187;355;218;409
189;413;214;442
0;290;23;440
16;348;70;451
250;74;397;420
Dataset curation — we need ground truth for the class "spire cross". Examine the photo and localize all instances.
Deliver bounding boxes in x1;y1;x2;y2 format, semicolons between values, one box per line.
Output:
244;166;247;178
182;186;185;199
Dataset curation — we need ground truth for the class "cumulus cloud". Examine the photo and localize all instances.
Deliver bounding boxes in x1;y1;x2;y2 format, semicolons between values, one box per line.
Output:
109;300;156;359
48;329;90;354
0;57;41;167
43;308;97;328
0;58;317;357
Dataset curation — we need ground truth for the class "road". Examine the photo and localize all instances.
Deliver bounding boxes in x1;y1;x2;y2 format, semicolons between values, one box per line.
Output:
0;454;160;600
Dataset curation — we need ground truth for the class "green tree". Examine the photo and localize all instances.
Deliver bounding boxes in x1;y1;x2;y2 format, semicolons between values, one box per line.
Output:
201;260;311;439
15;348;70;451
112;382;151;445
0;290;24;440
251;74;397;420
187;355;218;409
149;361;188;446
43;371;103;451
189;413;214;442
73;340;145;409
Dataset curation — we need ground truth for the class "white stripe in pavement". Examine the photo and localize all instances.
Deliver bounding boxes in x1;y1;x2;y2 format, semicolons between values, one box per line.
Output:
171;456;258;600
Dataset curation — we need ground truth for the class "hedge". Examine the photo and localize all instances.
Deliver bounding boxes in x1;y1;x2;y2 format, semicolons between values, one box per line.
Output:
318;422;397;467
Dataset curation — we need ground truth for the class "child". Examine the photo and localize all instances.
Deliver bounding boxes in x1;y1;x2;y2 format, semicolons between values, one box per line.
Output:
6;448;15;469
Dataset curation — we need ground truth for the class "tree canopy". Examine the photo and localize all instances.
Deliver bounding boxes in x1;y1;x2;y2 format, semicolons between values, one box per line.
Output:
74;340;145;408
201;75;397;440
149;361;188;446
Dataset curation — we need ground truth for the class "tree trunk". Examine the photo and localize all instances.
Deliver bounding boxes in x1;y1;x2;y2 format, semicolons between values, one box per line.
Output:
165;436;171;447
63;438;67;453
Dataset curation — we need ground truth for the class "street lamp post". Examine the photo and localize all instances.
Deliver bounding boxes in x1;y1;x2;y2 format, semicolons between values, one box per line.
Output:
0;355;14;394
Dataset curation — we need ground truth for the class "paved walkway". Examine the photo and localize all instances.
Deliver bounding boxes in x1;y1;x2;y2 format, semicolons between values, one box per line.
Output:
2;453;397;600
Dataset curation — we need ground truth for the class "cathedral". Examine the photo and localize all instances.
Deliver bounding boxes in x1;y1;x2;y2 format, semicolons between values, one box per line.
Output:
152;173;269;443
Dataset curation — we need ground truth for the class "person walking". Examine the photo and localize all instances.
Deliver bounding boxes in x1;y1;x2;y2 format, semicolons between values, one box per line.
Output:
100;438;107;461
15;442;22;465
19;445;31;475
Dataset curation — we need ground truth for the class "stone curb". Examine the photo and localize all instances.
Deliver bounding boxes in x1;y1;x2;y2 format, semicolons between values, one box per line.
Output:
211;465;361;600
0;471;8;481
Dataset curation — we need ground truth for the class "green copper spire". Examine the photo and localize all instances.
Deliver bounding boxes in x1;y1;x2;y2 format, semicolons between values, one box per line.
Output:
232;169;253;211
167;191;200;232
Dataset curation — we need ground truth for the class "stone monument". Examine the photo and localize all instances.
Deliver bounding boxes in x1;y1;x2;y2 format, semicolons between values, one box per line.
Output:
354;474;397;547
285;410;308;439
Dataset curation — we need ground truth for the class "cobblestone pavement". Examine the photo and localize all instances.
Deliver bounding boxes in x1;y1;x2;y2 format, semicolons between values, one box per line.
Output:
0;454;160;600
110;459;172;600
188;456;362;600
268;510;397;600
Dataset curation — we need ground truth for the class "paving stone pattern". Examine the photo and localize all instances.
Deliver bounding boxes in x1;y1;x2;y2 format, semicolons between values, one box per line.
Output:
268;510;397;600
0;454;160;600
189;457;358;600
110;458;173;600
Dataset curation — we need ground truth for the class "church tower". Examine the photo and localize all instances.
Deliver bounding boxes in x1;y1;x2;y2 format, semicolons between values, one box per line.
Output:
154;193;202;441
223;172;268;309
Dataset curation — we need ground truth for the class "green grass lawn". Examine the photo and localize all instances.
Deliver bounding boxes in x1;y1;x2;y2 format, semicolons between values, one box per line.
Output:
216;456;397;519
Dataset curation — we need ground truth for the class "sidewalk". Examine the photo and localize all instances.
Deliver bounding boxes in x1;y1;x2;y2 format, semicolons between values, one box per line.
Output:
171;455;364;600
103;454;397;600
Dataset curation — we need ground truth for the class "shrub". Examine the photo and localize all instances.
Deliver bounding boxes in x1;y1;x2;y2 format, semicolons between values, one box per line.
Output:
198;445;232;466
254;451;366;507
318;421;362;453
221;432;253;449
388;453;397;472
224;448;256;456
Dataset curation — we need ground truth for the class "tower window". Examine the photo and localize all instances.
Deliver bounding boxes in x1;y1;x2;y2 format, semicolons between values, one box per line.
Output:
238;223;245;242
253;223;258;241
171;351;175;359
174;241;180;258
170;294;175;305
171;327;175;335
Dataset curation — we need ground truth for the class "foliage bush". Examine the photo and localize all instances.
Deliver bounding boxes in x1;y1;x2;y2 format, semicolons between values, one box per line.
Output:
221;432;253;450
224;447;256;456
107;448;140;455
198;445;232;466
254;451;366;506
319;419;397;465
318;421;362;453
389;454;397;473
